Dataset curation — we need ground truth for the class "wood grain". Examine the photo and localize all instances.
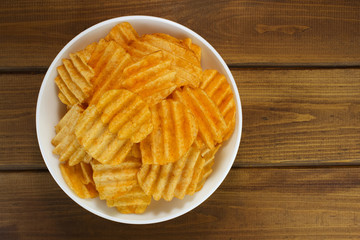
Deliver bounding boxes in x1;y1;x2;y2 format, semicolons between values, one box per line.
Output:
1;0;360;68
0;73;43;170
2;168;360;239
1;68;359;169
235;68;360;167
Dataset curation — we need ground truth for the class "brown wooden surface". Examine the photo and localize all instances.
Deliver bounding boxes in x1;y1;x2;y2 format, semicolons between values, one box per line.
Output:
2;168;360;240
1;0;360;239
1;0;360;68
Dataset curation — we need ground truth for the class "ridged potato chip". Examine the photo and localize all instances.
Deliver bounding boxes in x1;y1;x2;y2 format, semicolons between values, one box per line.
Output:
105;22;139;50
196;144;221;192
52;104;92;166
87;40;133;105
172;87;227;150
137;145;204;201
107;185;151;214
96;89;153;143
201;69;236;141
128;33;202;88
91;157;141;200
92;156;151;214
75;105;133;165
55;49;95;106
182;38;201;63
121;51;177;106
60;162;97;199
140;99;198;165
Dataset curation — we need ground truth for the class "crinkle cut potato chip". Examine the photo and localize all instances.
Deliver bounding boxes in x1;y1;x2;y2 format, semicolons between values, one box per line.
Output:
52;104;92;166
196;144;221;192
107;185;151;214
105;22;139;50
51;21;237;215
138;145;204;201
87;40;133;105
127;33;203;88
91;157;141;200
75;105;133;165
96;89;153;143
201;69;236;141
92;157;151;214
140;99;198;165
182;38;201;63
172;87;227;150
55;50;95;106
60;162;97;199
121;51;177;106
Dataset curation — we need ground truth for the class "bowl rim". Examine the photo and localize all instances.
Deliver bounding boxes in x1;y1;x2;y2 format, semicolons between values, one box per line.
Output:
36;15;242;224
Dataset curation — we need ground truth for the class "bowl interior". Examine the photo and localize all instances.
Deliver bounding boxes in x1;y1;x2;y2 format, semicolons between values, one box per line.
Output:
36;16;242;224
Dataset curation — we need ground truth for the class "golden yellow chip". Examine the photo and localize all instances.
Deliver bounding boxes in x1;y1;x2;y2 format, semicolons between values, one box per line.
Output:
201;69;236;141
96;89;153;143
76;42;98;63
52;105;92;166
127;33;202;88
195;144;221;192
60;162;98;199
137;145;204;201
140;99;198;165
55;49;95;106
128;143;141;159
87;40;133;105
91;157;141;200
92;156;151;214
121;51;177;106
105;22;139;49
106;185;151;214
182;38;201;63
75;105;133;165
172;87;227;149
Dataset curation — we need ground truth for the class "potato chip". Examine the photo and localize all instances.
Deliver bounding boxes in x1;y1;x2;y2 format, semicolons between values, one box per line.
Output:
121;51;177;106
201;69;236;141
128;33;202;88
137;145;203;201
55;49;95;106
182;38;201;63
92;156;151;214
195;144;221;192
91;157;141;200
76;42;98;63
52;105;92;166
140;99;198;165
106;185;151;214
172;87;227;149
105;22;139;49
60;162;98;198
75;105;133;165
96;89;153;143
87;40;133;105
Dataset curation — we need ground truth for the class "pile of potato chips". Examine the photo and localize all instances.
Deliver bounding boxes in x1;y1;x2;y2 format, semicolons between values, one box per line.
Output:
51;22;236;214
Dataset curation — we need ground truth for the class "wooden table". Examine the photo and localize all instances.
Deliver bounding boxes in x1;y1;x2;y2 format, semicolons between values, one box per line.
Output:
1;1;360;239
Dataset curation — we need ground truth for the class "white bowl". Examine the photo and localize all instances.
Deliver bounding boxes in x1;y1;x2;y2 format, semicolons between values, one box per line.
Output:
36;16;242;224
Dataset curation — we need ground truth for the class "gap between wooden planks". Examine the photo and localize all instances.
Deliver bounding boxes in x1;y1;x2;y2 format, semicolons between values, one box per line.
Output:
1;167;360;240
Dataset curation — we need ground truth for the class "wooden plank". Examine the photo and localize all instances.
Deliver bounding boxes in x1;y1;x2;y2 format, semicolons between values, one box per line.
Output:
0;73;44;170
235;68;360;167
1;68;360;169
2;167;360;239
1;0;360;68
